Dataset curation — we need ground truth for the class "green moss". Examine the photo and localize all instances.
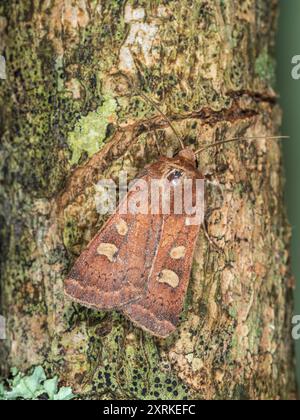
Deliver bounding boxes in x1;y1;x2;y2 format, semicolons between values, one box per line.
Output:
255;47;276;86
68;95;117;165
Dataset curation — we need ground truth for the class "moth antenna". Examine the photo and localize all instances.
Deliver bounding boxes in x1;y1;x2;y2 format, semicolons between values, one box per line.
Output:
153;130;162;155
138;92;185;150
195;136;290;156
116;69;185;150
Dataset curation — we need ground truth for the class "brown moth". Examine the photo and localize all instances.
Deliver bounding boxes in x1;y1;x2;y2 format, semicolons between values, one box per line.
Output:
64;148;204;338
64;131;287;338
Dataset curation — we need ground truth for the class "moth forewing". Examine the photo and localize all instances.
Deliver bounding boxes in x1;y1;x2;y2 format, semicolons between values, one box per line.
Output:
64;171;164;310
122;198;202;338
122;154;204;338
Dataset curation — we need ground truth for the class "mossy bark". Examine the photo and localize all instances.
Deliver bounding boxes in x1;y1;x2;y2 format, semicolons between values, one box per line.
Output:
0;0;296;400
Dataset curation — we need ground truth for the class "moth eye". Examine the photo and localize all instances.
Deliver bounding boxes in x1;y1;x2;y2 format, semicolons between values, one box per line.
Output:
167;169;184;186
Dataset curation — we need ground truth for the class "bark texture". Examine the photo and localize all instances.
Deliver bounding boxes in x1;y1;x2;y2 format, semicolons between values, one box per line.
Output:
0;0;296;400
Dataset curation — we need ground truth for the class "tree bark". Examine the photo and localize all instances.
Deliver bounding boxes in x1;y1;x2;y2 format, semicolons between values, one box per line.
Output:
0;0;296;400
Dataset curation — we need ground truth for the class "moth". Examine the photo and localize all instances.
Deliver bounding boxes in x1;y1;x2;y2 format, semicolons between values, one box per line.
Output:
65;145;205;337
64;95;286;338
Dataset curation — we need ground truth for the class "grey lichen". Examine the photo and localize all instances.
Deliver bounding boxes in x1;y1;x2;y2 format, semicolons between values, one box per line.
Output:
0;366;75;400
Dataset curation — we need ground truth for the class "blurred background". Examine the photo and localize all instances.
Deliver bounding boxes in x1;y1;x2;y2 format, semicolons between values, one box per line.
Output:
277;0;300;386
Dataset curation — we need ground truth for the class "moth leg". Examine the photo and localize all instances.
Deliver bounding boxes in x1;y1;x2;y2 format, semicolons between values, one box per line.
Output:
202;220;223;254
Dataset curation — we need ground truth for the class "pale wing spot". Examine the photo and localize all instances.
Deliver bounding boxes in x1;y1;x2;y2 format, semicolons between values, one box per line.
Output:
170;246;186;260
158;270;180;289
116;219;128;236
185;218;192;226
97;243;118;262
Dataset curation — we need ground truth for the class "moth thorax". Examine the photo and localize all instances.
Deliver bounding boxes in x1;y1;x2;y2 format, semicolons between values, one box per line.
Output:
178;149;196;166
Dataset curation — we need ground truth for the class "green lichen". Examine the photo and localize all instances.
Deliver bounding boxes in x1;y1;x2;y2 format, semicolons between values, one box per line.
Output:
76;310;190;400
0;366;75;400
255;47;276;86
68;95;117;165
228;307;238;319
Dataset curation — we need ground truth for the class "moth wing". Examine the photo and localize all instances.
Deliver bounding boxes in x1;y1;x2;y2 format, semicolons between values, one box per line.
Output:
64;173;163;310
122;212;201;338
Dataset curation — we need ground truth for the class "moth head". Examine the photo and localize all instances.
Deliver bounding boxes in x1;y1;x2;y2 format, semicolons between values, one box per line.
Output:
177;148;196;167
164;148;199;185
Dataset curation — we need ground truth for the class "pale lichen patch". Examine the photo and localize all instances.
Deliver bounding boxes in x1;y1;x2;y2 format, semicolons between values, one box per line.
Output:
221;268;235;305
32;199;51;216
157;6;170;18
158;270;180;288
116;219;128;236
97;243;118;262
40;0;90;55
0;55;6;80
119;8;159;73
61;0;90;30
66;78;82;100
191;357;204;372
124;4;145;23
170;246;186;260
